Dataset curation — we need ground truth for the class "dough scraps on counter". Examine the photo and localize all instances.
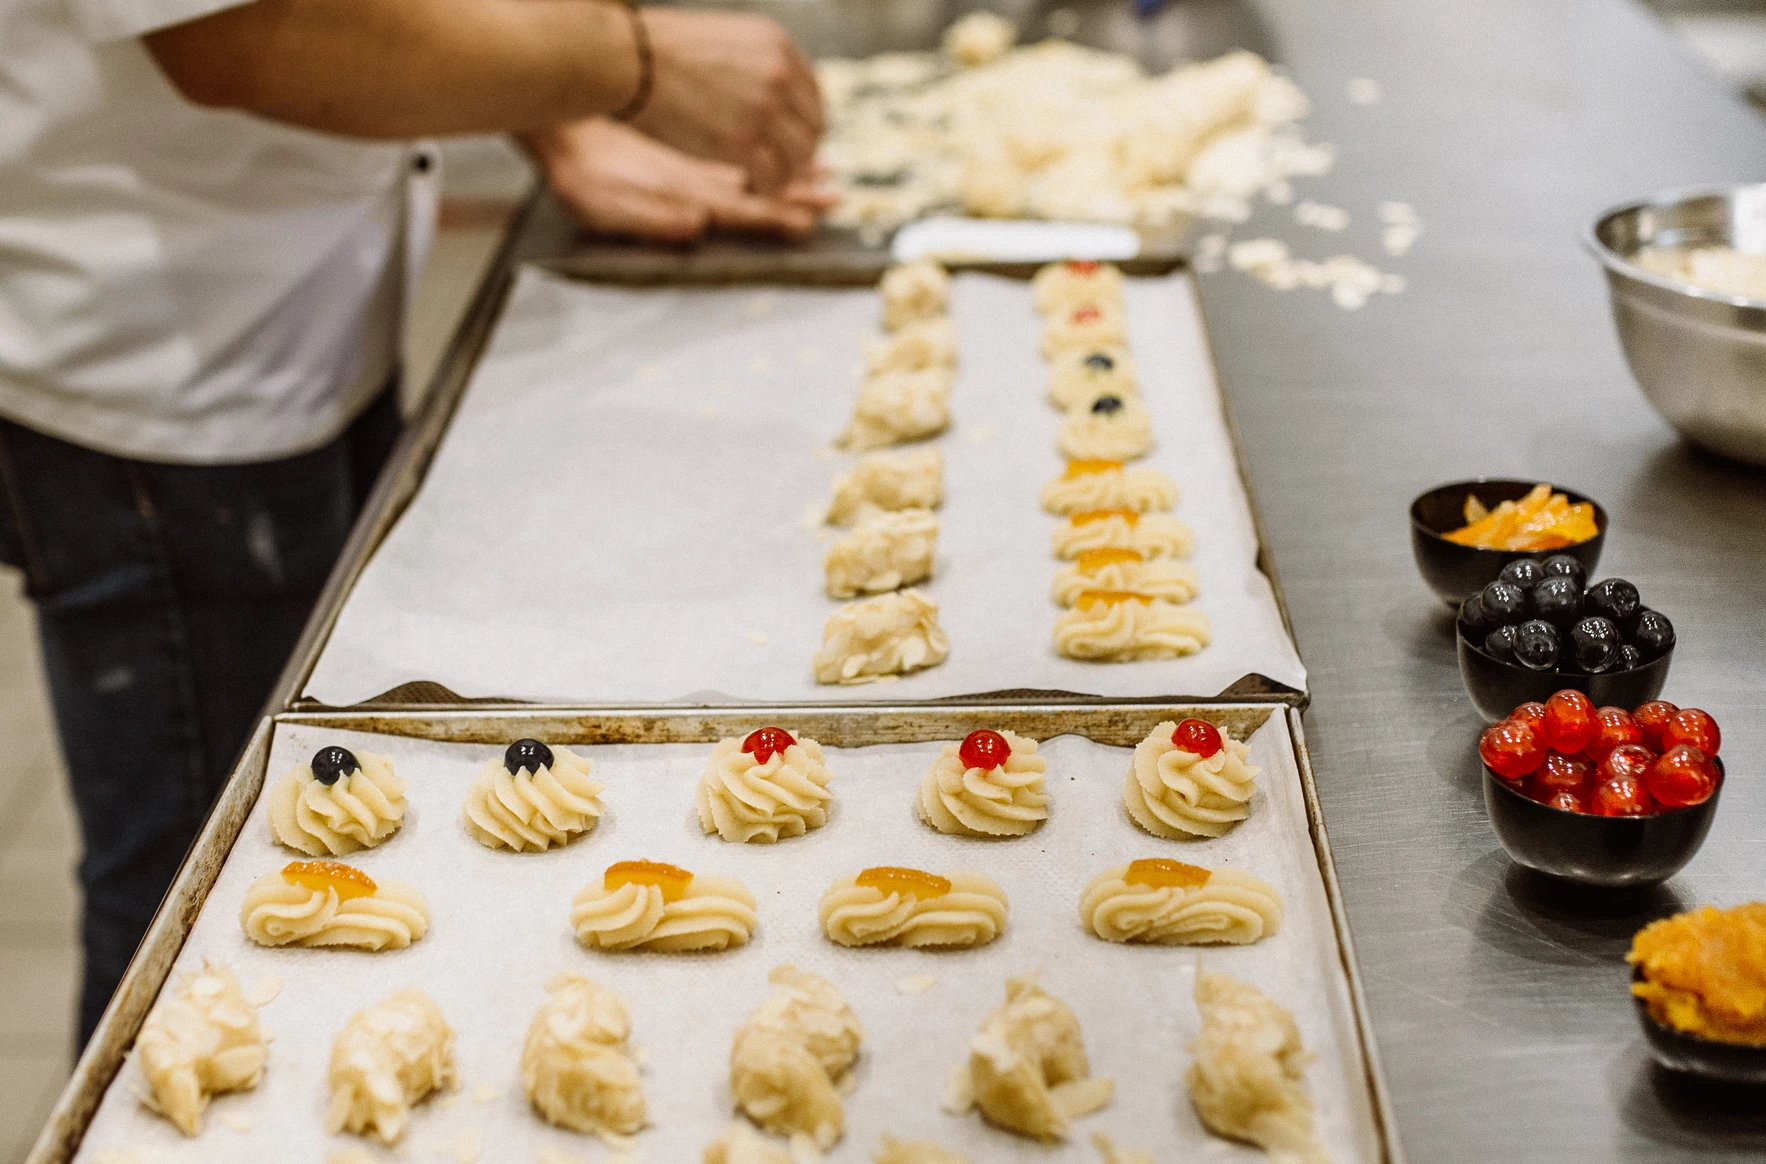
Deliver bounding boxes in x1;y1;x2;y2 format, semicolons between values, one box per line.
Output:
521;972;646;1141
461;739;604;853
696;729;835;844
825;508;939;598
135;960;269;1135
944;971;1112;1140
1188;971;1329;1163
918;729;1050;838
240;860;429;951
267;745;407;857
572;860;758;952
1124;718;1259;838
730;965;864;1152
813;589;950;685
327;988;457;1144
820;867;1008;948
1053;592;1212;661
1080;859;1281;945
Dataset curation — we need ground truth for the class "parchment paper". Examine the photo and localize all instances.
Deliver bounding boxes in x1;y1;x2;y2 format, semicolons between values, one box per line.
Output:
303;267;1306;706
75;714;1379;1162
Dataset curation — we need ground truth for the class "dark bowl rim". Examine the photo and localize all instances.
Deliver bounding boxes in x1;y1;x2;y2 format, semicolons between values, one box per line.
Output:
1456;623;1671;678
1409;478;1608;552
1630;964;1766;1058
1481;755;1725;821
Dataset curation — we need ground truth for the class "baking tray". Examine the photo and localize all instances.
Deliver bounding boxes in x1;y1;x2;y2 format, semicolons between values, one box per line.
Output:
28;703;1399;1163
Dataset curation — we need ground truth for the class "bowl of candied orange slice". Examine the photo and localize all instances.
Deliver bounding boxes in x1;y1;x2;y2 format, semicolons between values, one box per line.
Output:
1410;479;1606;607
1629;903;1766;1083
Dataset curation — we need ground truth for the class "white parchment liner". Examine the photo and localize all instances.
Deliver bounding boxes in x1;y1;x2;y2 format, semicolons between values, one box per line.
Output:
303;267;1306;706
76;714;1379;1162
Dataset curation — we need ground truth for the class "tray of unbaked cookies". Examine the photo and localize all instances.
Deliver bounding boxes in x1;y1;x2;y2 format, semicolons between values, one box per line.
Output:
31;702;1398;1164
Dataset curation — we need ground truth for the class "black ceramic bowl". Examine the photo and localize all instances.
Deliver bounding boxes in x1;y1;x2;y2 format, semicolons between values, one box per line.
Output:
1482;758;1722;888
1410;479;1607;608
1632;966;1766;1083
1457;629;1673;722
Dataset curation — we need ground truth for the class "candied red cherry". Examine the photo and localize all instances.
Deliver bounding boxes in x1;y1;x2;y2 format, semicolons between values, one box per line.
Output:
1479;720;1544;781
1586;707;1642;763
958;729;1012;771
1631;700;1679;751
1510;702;1548;733
741;727;795;764
1068;259;1100;274
1662;708;1721;757
1644;745;1717;809
1541;691;1596;754
1534;751;1593;795
1600;743;1657;786
1541;788;1588;813
1072;305;1102;324
1592;773;1652;816
1172;718;1224;759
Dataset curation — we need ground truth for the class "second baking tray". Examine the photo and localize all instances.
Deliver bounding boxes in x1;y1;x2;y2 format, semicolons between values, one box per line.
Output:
41;703;1395;1163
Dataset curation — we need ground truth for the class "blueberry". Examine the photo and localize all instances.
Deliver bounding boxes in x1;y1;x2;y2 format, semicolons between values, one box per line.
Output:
504;738;555;776
1479;580;1529;625
1617;645;1644;672
1498;558;1546;592
1585;578;1641;630
1082;352;1115;371
1512;620;1559;671
1540;554;1587;590
311;746;360;786
1090;394;1125;415
1630;609;1676;660
1531;575;1583;627
1569;616;1622;673
1458;594;1495;640
1484;625;1518;663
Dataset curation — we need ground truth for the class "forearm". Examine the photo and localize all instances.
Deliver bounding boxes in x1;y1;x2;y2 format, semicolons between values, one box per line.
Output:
145;0;642;138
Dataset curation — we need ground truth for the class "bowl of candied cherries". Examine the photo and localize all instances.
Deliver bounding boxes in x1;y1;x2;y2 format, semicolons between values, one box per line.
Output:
1479;692;1724;887
1456;554;1675;721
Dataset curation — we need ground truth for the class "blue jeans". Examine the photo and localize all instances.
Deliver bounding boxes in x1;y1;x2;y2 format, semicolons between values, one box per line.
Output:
0;391;400;1045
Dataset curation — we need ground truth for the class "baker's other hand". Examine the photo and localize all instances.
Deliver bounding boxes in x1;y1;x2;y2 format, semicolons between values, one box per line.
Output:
522;119;834;242
629;8;823;193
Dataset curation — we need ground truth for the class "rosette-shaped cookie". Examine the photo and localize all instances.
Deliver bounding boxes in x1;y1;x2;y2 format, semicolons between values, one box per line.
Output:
880;259;950;330
1052;549;1199;607
877;1134;971;1163
918;729;1050;838
1058;393;1155;461
572;860;758;952
1080;858;1281;945
136;960;268;1135
839;368;952;450
326;987;456;1144
1033;260;1125;315
1048;345;1138;410
827;447;944;526
1052;510;1197;560
521;972;646;1140
813;589;949;685
704;1121;793;1164
1041;460;1177;515
1054;592;1212;661
267;745;407;856
697;728;834;843
730;964;864;1152
1187;972;1327;1163
1042;301;1127;356
820;866;1008;948
1124;719;1258;839
240;860;429;951
462;738;604;852
865;316;958;374
825;508;938;598
944;971;1112;1141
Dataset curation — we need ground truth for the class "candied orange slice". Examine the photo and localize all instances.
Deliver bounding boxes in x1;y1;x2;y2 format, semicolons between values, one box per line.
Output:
1076;590;1154;610
1071;508;1138;527
1444;484;1598;551
605;860;693;902
1063;458;1123;479
857;866;952;900
1124;858;1211;890
1076;547;1143;572
283;860;377;901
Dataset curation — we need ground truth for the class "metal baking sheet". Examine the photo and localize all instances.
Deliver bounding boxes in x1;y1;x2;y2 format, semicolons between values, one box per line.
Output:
299;265;1307;708
30;704;1396;1163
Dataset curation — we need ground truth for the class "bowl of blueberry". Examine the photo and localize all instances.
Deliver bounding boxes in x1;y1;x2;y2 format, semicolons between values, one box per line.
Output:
1480;693;1723;887
1410;479;1606;607
1455;554;1675;722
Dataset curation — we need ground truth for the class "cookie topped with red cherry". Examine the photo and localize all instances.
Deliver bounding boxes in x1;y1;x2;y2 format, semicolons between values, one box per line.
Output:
1479;691;1722;815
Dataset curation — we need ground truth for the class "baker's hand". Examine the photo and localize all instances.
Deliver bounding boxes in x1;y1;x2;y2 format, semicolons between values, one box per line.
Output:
629;8;823;193
522;119;833;242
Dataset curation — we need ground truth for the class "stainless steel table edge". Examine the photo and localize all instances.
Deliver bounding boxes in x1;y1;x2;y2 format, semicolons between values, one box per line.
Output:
27;700;1400;1164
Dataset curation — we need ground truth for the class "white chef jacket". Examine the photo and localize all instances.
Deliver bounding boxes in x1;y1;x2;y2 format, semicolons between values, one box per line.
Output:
0;0;437;464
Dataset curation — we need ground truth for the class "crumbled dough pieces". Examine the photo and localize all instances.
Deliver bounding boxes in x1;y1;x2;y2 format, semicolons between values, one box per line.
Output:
877;1133;971;1163
326;988;457;1144
1188;972;1330;1163
813;589;949;685
827;447;944;526
135;960;268;1135
1091;1131;1155;1164
824;508;938;598
730;965;864;1152
1227;238;1404;310
943;11;1015;67
945;971;1112;1140
521;973;646;1140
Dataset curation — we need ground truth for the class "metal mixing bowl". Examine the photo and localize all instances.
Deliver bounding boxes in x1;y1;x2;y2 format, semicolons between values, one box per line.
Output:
1586;185;1766;466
